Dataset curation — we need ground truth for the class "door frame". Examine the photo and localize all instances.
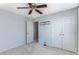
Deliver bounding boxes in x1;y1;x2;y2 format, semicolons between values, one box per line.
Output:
33;22;39;42
25;21;27;44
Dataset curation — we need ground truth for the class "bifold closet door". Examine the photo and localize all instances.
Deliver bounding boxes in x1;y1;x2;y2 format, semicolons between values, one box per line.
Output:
52;20;63;48
52;18;76;52
63;18;76;52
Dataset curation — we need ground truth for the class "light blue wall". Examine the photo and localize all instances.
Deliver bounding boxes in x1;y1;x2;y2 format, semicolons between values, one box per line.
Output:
0;9;26;52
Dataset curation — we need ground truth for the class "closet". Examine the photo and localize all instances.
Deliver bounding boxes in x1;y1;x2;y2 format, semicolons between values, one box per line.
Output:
39;8;77;52
39;21;52;46
39;17;77;52
52;17;76;52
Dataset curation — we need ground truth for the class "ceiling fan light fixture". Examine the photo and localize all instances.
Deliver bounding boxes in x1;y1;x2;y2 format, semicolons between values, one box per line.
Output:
17;3;47;15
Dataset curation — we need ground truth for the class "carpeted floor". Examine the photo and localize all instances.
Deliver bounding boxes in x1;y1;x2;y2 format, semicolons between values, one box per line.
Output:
0;42;76;55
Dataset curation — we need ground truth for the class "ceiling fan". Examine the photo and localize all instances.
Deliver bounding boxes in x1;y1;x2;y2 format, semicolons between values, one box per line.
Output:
17;3;47;15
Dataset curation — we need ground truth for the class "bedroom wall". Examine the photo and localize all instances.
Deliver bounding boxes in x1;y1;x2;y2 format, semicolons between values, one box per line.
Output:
0;9;27;52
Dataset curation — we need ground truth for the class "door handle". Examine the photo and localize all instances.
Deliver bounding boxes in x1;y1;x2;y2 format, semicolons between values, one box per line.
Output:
59;34;64;36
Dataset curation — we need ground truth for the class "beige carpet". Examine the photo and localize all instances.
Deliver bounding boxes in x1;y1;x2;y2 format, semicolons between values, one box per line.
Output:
0;42;76;55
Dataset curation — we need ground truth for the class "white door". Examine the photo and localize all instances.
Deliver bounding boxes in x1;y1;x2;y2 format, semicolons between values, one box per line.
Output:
52;19;63;48
52;17;76;52
39;21;52;46
27;21;34;44
63;17;76;52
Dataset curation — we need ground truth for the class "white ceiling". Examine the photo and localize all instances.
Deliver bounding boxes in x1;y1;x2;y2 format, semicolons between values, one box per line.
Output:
0;3;79;19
